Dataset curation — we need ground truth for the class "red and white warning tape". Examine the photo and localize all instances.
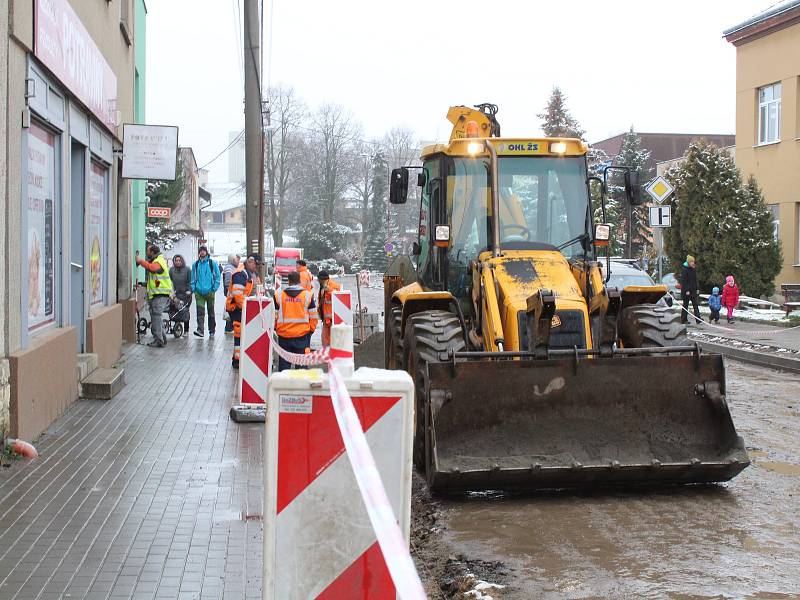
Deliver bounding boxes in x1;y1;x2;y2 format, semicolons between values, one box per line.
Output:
677;303;800;336
269;331;330;366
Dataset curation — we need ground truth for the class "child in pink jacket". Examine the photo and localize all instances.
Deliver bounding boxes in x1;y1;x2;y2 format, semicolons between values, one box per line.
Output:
721;275;740;324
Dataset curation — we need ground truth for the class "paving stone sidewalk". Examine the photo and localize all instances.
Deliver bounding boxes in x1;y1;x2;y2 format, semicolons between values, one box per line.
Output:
0;332;263;599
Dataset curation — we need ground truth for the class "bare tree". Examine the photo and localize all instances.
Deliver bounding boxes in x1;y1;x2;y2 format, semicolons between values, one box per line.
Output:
304;103;361;223
349;141;382;239
382;127;420;251
265;85;306;247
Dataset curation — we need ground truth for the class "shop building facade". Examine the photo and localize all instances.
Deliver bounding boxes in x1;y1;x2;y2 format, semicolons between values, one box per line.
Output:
1;0;143;441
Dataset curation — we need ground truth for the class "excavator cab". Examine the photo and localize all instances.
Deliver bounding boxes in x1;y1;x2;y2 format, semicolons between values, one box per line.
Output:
385;104;749;494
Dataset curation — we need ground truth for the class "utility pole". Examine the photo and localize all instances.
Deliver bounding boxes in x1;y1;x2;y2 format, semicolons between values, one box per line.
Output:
243;0;263;262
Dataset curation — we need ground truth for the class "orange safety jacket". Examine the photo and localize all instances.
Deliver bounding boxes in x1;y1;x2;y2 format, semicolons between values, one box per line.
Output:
275;286;318;338
226;264;252;313
298;266;313;292
319;279;342;324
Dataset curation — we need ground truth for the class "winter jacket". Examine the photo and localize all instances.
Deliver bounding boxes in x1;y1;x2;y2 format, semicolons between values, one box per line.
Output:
223;262;236;291
679;262;698;298
191;256;221;296
169;261;192;298
721;283;740;308
708;293;722;311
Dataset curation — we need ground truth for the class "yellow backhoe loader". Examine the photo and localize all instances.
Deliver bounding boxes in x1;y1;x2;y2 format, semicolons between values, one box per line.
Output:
384;104;749;494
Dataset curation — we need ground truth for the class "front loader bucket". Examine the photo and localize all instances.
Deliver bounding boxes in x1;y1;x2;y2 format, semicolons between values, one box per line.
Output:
425;352;749;493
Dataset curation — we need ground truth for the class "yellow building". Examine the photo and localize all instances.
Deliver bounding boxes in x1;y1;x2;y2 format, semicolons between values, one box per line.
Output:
725;1;800;287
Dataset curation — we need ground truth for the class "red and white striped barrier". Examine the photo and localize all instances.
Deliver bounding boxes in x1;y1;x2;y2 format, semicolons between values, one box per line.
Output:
238;297;274;404
263;323;424;599
358;270;371;287
332;289;353;326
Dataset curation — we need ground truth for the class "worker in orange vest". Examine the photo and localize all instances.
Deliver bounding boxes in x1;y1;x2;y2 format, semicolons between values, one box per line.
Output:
274;271;318;371
296;259;313;292
316;270;341;348
226;254;262;369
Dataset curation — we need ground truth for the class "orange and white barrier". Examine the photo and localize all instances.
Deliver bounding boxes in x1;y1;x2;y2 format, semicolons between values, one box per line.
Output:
263;322;424;599
238;297;274;404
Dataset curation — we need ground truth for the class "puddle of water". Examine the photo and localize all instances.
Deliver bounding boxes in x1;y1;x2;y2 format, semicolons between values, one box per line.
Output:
758;461;800;476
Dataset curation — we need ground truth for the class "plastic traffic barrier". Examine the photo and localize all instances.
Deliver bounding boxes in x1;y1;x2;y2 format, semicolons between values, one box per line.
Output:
230;297;273;423
263;353;418;597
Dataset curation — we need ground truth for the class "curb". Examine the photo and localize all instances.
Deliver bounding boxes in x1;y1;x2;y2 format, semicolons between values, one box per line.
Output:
697;339;800;374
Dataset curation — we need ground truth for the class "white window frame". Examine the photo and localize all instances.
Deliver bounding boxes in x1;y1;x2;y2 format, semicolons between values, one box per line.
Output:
758;82;781;145
769;204;780;243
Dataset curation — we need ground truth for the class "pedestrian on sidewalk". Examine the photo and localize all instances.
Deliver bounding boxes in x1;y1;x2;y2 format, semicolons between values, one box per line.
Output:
222;254;240;333
227;254;262;369
190;246;221;338
679;254;701;324
317;270;341;348
275;271;318;372
296;259;313;292
136;245;174;348
722;275;740;324
708;286;722;324
169;254;192;332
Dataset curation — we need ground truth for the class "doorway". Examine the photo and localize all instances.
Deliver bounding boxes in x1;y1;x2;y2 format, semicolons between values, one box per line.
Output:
70;141;86;352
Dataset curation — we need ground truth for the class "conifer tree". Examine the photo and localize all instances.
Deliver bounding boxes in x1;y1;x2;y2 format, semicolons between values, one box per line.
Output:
363;152;389;271
614;127;653;258
664;141;782;297
537;87;585;139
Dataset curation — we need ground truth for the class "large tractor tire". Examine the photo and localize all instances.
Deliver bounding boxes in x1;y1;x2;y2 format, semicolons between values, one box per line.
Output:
403;310;466;470
618;303;687;347
385;306;404;370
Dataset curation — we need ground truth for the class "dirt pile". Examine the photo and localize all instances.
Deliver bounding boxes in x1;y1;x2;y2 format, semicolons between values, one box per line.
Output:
354;332;386;369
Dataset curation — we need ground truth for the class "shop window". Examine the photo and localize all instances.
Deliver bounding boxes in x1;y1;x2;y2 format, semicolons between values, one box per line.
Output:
25;122;59;332
89;161;109;305
758;82;781;145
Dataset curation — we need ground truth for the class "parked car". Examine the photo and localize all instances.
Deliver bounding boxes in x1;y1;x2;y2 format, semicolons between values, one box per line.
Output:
660;273;680;298
605;260;674;307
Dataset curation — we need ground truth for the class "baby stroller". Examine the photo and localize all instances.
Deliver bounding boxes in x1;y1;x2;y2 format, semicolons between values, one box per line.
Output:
135;292;189;340
165;296;190;338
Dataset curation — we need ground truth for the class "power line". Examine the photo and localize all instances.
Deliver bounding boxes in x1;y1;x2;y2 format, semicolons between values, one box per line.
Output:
231;0;244;88
197;129;244;171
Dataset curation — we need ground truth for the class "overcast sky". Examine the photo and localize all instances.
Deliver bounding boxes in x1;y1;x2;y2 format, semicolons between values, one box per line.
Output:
146;0;773;182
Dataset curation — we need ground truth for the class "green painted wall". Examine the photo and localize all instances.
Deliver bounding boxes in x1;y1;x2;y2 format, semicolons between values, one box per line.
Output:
132;0;147;284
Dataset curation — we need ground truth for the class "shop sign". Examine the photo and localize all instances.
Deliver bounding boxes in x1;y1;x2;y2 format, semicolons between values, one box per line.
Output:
34;0;118;132
122;124;179;180
147;207;171;219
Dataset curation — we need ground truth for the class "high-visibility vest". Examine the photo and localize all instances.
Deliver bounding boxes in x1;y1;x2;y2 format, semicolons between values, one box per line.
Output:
146;255;174;299
276;289;313;338
321;280;341;323
298;267;313;291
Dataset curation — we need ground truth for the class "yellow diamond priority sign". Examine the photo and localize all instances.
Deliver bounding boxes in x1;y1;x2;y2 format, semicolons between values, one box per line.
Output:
645;176;674;204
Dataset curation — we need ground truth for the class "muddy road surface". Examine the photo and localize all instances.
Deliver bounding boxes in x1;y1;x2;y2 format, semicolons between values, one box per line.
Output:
412;361;800;599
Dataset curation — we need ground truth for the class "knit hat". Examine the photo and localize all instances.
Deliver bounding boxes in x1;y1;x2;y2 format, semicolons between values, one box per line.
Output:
712;286;720;294
198;245;209;255
686;254;695;263
317;270;330;280
726;275;734;285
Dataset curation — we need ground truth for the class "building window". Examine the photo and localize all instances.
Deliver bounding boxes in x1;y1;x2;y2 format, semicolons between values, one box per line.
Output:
769;204;780;242
26;122;59;331
758;82;781;144
89;161;109;305
120;0;132;45
212;212;224;224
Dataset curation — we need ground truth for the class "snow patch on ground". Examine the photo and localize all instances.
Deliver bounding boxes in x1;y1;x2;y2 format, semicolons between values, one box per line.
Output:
462;574;506;599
